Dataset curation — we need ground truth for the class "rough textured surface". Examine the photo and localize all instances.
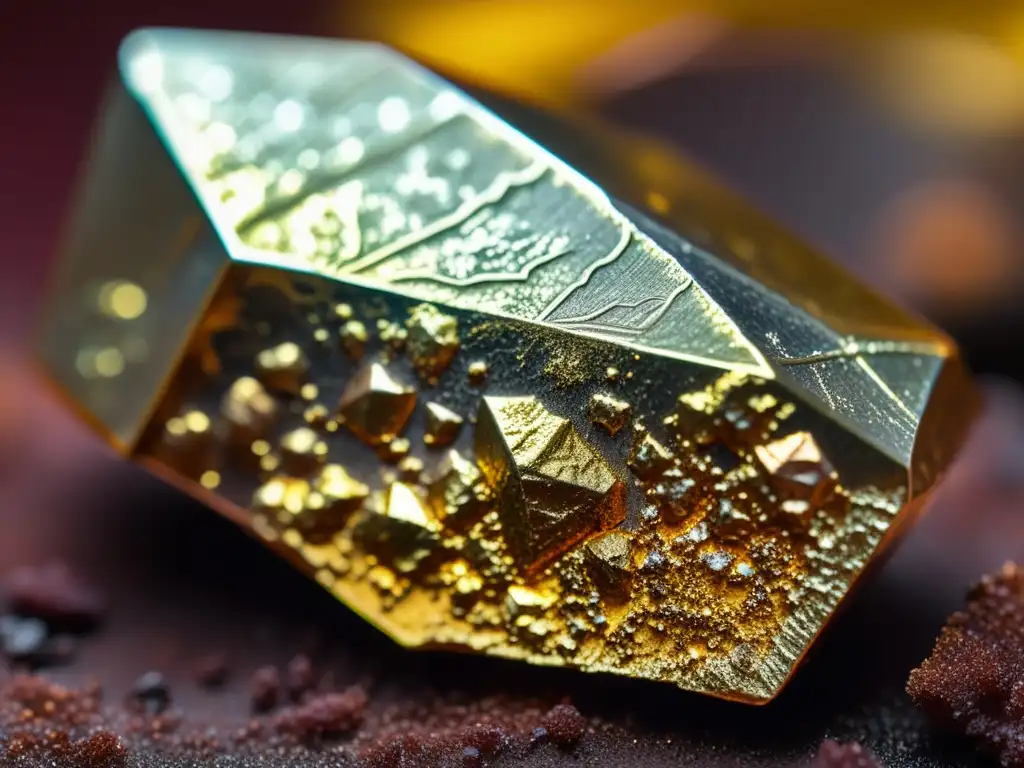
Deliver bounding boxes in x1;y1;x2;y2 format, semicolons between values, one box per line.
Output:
12;379;1020;766
908;562;1024;767
811;741;884;768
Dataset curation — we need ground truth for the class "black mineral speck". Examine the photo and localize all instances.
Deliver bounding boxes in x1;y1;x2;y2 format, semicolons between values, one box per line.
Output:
250;665;281;713
129;671;170;715
285;654;313;701
1;615;48;663
643;551;665;570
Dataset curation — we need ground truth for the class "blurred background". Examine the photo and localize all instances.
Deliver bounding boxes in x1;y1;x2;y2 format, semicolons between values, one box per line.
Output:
1;0;1024;758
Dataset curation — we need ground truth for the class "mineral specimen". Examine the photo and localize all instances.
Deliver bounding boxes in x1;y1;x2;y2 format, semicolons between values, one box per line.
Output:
36;28;978;702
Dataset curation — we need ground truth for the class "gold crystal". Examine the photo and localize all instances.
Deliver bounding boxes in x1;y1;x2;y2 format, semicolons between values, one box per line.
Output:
428;449;486;528
423;402;464;448
221;377;278;444
406;304;458;382
356;483;439;574
340;320;368;359
255;342;309;395
278;427;328;476
476;396;627;573
337;362;416;447
585;530;634;599
588;392;632;436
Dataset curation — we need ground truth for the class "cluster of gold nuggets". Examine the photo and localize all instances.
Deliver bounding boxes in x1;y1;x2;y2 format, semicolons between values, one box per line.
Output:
141;280;901;703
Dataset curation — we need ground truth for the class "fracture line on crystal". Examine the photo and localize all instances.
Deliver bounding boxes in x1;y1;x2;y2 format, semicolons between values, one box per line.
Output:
775;340;948;367
547;280;692;336
338;161;549;275
537;220;632;322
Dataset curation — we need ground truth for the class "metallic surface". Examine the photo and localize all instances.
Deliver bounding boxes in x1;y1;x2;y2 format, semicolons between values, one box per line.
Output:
36;28;978;703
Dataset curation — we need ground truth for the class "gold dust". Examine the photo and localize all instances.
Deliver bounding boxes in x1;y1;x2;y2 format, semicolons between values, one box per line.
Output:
199;470;221;489
678;371;749;414
357;483;440;575
505;585;556;619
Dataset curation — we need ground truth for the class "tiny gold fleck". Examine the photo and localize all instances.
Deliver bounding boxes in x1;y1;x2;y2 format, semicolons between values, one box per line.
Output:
199;470;221;489
252;476;311;518
397;455;425;483
340;320;368;359
255;342;309;394
505;585;556;619
279;426;328;475
300;383;319;401
406;303;459;381
424;402;464;448
379;436;411;464
428;449;486;528
589;393;631;436
356;483;439;574
629;433;675;479
378;320;407;351
304;403;329;427
467;361;489;385
334;303;353;321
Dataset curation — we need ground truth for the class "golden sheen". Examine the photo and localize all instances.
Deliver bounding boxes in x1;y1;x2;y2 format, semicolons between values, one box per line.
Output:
36;29;979;703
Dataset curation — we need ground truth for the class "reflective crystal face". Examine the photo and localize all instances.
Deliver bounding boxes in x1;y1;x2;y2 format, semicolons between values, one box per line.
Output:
36;28;978;703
